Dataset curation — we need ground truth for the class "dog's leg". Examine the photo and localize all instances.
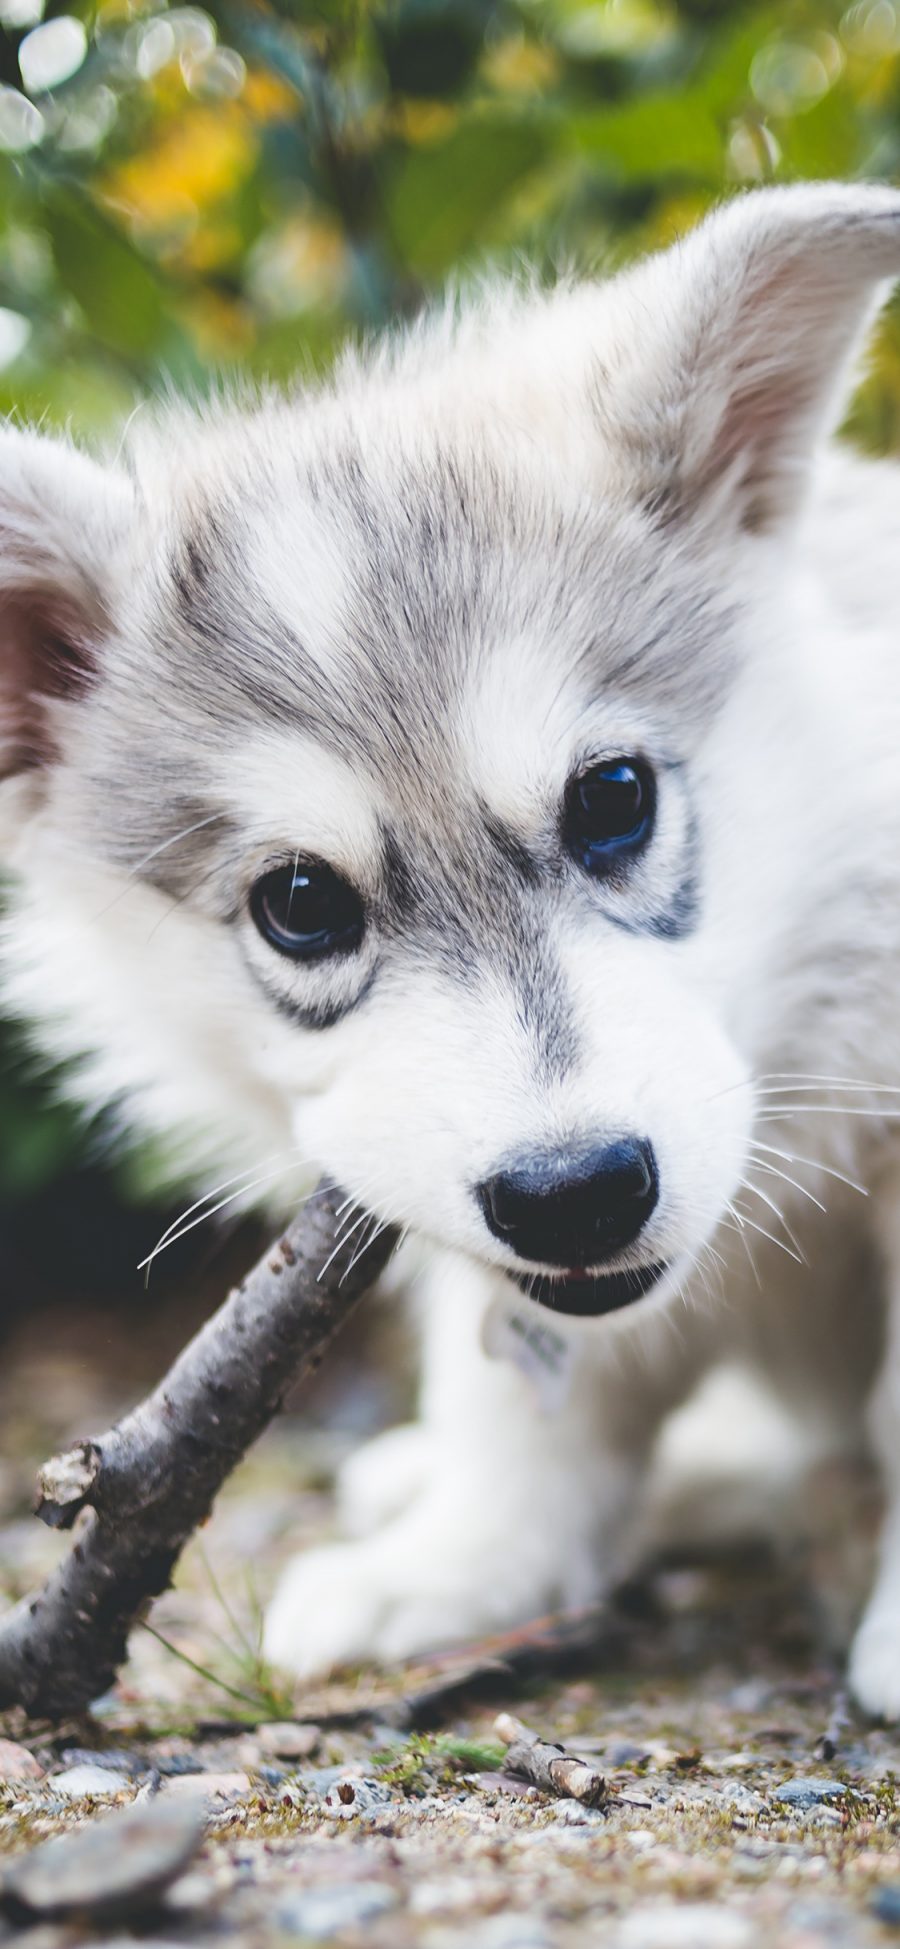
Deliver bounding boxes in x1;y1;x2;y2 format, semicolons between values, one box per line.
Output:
337;1421;433;1537
848;1173;900;1718
263;1251;706;1678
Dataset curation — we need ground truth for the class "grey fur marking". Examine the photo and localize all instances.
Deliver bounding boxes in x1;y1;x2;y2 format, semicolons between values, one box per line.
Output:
75;424;723;1061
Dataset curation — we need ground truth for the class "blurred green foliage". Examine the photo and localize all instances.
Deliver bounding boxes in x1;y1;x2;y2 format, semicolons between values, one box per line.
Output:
2;0;900;1201
3;0;900;434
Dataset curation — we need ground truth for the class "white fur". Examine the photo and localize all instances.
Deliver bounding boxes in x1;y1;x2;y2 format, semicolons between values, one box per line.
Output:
2;185;900;1710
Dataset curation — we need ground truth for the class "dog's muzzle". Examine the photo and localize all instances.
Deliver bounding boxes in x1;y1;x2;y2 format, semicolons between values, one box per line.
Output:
479;1136;665;1313
513;1261;669;1318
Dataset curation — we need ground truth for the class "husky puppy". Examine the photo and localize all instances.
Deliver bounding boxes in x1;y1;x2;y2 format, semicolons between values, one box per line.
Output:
3;182;900;1713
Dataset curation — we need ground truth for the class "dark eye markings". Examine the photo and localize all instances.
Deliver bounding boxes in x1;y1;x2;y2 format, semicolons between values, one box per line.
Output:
264;966;378;1032
562;757;655;876
250;860;365;962
246;751;685;1033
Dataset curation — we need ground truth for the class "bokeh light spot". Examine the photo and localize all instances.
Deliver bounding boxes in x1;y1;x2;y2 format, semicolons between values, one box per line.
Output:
19;16;88;94
0;84;43;150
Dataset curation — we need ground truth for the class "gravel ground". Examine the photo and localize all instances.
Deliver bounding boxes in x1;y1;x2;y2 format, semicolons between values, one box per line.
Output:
1;1305;900;1948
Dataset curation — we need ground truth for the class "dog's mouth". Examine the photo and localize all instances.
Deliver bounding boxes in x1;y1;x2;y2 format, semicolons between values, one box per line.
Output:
512;1260;669;1318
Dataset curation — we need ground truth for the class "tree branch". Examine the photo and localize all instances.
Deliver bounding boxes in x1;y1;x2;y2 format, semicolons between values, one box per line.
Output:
0;1183;397;1720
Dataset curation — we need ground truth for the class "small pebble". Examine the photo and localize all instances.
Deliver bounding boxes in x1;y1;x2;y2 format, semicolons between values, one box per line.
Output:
0;1741;42;1784
773;1777;848;1811
321;1776;392;1819
163;1772;251;1803
59;1747;143;1777
0;1796;205;1923
52;1764;128;1800
801;1806;844;1829
612;1903;753;1949
872;1887;900;1927
302;1766;349;1796
256;1721;321;1761
705;1782;762;1812
553;1800;605;1826
275;1881;397;1939
152;1753;206;1777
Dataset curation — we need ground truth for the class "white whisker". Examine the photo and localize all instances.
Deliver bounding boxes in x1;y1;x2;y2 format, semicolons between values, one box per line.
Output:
144;860;225;946
139;1158;312;1278
342;1215;391;1286
316;1204;374;1284
731;1201;804;1266
142;1152;292;1261
753;1081;900;1099
754;1071;900;1092
92;812;225;922
702;1238;728;1277
724;1201;762;1290
751;1158;826;1213
756;1105;900;1122
747;1139;868;1197
738;1175;806;1261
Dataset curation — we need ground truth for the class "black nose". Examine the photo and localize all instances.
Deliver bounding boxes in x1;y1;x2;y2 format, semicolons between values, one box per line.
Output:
477;1139;658;1268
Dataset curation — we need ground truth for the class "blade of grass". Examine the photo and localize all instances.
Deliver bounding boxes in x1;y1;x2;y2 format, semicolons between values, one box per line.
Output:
140;1621;284;1716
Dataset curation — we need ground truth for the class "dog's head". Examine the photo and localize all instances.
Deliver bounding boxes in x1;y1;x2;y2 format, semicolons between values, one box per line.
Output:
1;183;896;1313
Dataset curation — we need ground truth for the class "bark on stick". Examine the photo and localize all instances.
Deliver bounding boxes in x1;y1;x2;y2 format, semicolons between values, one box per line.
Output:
0;1182;397;1720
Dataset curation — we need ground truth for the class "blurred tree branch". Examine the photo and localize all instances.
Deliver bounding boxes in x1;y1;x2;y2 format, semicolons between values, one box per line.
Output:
0;1181;397;1719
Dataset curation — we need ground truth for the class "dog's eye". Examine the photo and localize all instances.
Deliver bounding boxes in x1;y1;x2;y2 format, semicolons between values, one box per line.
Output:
564;758;655;871
250;862;364;961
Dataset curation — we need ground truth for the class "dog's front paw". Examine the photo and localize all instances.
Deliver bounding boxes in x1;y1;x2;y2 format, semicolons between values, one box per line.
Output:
263;1533;505;1680
848;1610;900;1720
263;1486;601;1679
263;1536;419;1680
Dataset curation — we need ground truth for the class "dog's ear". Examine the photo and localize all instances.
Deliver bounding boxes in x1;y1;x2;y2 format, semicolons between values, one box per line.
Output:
0;425;133;780
594;183;900;534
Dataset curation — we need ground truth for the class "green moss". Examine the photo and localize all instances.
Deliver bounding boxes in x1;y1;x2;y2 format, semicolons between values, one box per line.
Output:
373;1731;505;1797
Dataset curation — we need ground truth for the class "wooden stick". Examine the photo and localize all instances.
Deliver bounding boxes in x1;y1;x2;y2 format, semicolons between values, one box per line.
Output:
0;1182;397;1720
494;1712;609;1808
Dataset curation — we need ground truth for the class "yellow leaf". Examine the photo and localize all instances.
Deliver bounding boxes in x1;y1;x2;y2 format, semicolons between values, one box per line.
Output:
241;67;298;122
105;102;256;231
